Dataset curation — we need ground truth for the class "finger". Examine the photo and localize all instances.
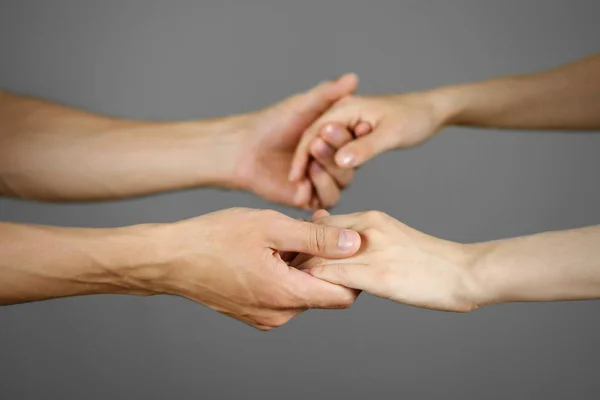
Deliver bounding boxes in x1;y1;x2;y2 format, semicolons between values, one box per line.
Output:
309;161;341;209
288;74;359;183
289;127;319;184
312;209;331;220
353;121;373;137
305;263;379;294
320;123;355;149
309;196;320;211
307;211;370;232
270;215;361;258
288;251;312;268
285;267;359;309
335;130;397;169
310;137;354;188
292;179;313;209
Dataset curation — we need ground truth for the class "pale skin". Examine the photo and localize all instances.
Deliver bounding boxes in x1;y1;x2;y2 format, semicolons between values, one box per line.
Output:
290;52;600;175
0;75;365;330
297;210;600;311
289;53;600;310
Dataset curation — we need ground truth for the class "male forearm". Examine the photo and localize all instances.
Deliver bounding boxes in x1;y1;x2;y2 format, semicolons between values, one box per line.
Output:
432;53;600;130
470;225;600;306
0;222;167;305
0;91;246;201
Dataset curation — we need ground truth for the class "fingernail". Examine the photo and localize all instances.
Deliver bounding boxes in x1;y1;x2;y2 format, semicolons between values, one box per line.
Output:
338;229;359;251
338;152;355;167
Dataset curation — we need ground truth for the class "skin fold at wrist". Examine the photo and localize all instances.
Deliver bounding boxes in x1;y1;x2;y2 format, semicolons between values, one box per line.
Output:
424;87;465;128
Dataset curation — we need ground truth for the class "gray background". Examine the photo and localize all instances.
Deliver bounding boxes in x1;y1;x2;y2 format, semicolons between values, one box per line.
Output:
1;0;599;398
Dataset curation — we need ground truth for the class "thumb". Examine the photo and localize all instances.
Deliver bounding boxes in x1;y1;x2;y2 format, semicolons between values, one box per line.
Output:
335;129;397;168
302;73;359;114
270;217;361;258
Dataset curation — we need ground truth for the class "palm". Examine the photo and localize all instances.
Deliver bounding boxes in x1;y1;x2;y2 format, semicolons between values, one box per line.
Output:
248;102;317;205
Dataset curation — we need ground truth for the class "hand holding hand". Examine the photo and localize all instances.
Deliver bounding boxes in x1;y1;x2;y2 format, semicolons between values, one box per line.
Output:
289;92;448;181
298;210;482;312
144;208;361;330
232;74;359;209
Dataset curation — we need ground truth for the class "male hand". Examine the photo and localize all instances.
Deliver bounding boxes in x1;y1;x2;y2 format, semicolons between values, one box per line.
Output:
289;92;447;182
232;74;359;209
297;210;482;312
145;208;361;330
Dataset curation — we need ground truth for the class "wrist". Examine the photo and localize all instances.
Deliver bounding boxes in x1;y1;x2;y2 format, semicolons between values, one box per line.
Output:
169;115;250;190
85;223;171;296
425;86;469;128
460;241;505;309
119;217;215;298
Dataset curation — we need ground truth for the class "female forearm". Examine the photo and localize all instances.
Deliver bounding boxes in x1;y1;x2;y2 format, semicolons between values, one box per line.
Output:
0;91;244;201
433;53;600;131
471;225;600;306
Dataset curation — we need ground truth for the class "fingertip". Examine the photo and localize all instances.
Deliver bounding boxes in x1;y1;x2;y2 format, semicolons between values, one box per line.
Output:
312;209;330;221
293;180;312;207
337;72;359;86
335;149;357;168
354;121;372;137
332;73;359;94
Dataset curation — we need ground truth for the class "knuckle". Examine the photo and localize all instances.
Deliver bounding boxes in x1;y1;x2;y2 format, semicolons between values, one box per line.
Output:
363;210;389;222
306;224;328;253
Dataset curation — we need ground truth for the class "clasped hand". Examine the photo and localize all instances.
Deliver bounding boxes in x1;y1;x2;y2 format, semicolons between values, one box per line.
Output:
200;79;478;329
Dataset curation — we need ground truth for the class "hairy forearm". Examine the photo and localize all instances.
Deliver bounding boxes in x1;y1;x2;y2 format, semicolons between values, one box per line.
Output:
0;91;245;201
432;53;600;131
470;225;600;306
0;222;168;305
